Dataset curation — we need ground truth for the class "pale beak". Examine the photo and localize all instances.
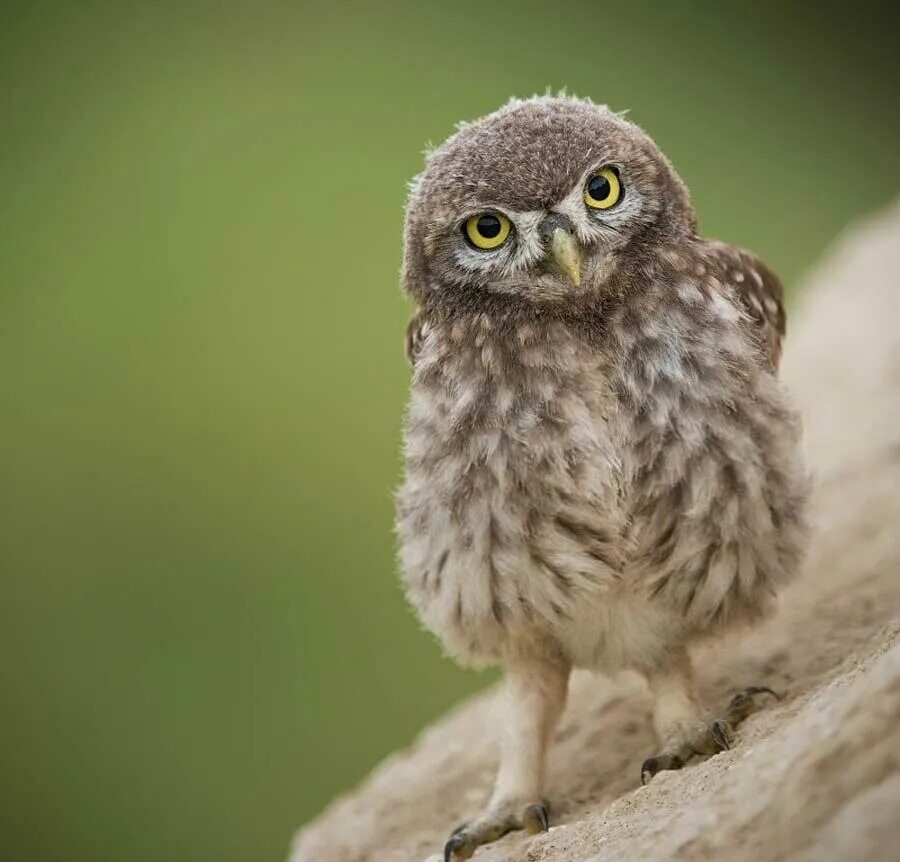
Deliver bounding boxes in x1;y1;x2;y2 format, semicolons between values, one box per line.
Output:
549;227;582;286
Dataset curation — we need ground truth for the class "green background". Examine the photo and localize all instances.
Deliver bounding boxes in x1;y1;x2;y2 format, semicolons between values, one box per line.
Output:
2;2;898;860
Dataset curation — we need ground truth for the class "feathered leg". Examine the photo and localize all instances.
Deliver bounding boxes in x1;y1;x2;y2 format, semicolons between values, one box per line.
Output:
443;658;570;860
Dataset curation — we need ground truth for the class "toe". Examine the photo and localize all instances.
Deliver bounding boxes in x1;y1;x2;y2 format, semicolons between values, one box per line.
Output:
442;806;524;858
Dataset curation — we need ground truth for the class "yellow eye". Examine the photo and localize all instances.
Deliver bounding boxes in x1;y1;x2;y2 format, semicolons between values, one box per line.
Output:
584;167;622;210
464;213;511;249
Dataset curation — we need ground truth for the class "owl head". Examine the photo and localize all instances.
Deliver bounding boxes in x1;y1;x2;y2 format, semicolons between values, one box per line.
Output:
402;95;696;311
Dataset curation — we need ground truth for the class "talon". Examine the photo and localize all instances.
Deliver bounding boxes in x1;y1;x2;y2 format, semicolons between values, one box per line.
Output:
710;719;732;751
641;752;683;784
727;685;781;724
641;756;658;785
523;802;550;834
743;685;780;700
443;835;457;862
444;833;473;861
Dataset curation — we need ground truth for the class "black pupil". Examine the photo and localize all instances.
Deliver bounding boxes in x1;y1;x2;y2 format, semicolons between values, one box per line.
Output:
477;215;501;238
588;174;611;200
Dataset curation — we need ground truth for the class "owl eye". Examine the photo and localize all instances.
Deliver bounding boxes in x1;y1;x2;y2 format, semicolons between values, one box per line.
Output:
464;213;511;250
584;167;622;210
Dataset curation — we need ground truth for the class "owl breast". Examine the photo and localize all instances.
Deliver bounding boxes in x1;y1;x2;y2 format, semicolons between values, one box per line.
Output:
398;273;809;670
396;315;625;665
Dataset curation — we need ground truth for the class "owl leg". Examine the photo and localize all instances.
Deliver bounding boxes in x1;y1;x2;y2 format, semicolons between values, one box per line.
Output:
640;651;779;784
443;658;569;861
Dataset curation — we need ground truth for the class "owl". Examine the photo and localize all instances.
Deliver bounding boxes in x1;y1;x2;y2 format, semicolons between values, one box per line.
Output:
395;96;809;860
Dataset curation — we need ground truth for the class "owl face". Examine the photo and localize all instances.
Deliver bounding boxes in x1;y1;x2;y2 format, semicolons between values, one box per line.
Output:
403;96;695;308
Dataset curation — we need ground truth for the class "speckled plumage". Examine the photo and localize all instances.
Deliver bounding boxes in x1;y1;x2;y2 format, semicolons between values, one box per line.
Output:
395;96;809;859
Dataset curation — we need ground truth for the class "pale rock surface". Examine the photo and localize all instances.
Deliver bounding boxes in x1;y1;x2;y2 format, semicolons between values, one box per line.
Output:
290;202;900;862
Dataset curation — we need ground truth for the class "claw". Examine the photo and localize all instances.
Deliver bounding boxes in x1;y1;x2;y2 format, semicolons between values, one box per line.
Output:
523;802;550;834
710;719;732;751
742;685;780;700
641;752;683;784
727;686;780;724
444;833;473;861
443;835;457;862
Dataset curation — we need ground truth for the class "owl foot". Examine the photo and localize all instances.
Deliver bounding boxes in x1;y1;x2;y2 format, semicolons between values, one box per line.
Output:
641;686;779;785
443;802;549;860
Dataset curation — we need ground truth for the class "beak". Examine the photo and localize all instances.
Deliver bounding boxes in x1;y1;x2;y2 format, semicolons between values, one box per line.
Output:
549;227;582;286
538;213;582;286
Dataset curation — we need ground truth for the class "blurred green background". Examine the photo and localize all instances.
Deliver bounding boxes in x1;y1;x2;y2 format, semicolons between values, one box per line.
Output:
1;2;898;860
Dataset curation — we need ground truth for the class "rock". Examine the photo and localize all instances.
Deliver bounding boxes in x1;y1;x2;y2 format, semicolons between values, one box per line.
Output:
290;202;900;862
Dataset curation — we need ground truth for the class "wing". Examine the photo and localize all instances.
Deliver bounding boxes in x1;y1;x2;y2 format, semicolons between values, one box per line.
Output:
704;240;787;370
405;308;428;365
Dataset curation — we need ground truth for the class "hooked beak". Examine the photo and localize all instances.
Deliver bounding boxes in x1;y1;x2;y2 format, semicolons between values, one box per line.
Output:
549;228;582;286
539;213;582;286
